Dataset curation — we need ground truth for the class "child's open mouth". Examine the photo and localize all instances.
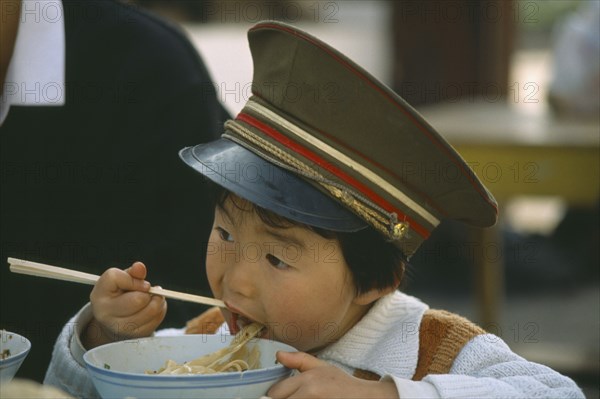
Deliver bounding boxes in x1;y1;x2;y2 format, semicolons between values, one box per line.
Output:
224;304;267;338
230;312;256;335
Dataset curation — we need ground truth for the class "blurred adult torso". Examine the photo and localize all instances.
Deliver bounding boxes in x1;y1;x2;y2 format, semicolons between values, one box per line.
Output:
0;0;226;380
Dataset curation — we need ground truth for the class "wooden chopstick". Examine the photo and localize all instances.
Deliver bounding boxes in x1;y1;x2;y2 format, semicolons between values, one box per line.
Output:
7;257;225;308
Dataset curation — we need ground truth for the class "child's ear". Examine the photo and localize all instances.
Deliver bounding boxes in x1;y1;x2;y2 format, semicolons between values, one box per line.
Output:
353;285;397;305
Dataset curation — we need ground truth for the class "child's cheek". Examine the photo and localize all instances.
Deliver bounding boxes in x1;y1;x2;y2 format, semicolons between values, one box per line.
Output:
205;244;223;294
268;301;312;348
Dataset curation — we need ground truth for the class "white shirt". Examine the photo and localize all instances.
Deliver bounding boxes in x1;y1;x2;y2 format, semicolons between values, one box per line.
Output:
0;0;65;126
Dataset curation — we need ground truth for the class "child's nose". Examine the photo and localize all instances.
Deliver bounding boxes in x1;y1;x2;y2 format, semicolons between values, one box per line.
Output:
224;255;258;298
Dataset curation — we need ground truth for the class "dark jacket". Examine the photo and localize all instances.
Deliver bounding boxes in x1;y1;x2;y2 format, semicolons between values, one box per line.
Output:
0;0;228;380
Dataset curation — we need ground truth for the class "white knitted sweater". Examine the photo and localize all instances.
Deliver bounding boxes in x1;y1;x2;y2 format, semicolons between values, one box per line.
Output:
44;291;584;398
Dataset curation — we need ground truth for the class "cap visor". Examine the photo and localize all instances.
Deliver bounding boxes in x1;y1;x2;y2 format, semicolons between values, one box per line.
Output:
179;138;366;232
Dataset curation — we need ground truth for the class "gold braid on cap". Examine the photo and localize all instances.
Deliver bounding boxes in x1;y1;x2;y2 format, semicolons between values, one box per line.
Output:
223;120;409;241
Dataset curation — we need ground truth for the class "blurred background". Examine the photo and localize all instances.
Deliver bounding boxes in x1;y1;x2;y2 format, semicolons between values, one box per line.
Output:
3;0;598;395
131;0;599;395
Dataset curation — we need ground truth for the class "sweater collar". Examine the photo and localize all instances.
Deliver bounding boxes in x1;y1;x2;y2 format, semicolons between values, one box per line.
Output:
318;291;428;379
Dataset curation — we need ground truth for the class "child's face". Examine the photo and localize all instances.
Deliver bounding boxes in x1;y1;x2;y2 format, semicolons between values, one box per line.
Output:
206;196;373;353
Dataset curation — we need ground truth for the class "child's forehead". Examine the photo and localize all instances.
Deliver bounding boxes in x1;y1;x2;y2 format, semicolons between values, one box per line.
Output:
218;195;296;229
217;195;330;245
216;196;259;227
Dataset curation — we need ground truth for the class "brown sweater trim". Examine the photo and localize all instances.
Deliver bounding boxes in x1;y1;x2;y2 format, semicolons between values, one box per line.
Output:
347;309;487;383
353;368;381;381
412;309;486;381
184;307;225;335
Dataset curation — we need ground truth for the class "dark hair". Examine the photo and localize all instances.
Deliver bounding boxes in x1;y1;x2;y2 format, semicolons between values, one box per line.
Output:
212;186;406;295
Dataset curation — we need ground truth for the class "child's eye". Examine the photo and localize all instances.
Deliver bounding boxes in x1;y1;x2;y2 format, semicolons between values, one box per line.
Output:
266;254;289;270
216;227;234;242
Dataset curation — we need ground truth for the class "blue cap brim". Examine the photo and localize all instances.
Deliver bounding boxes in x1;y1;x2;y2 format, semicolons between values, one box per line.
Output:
179;138;367;232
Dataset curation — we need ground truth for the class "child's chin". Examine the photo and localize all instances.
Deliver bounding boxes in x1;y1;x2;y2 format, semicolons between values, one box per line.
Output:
263;330;297;347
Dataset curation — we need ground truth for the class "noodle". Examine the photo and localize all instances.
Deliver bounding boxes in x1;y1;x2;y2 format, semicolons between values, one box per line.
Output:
146;323;264;375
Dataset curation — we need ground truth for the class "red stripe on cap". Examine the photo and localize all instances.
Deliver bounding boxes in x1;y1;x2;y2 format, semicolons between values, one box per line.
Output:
249;22;498;216
236;112;431;239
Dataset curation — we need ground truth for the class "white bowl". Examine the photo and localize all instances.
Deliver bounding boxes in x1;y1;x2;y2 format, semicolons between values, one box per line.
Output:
83;334;296;399
0;330;32;383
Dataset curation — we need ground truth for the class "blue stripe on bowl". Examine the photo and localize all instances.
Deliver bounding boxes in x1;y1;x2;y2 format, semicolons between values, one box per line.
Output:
89;371;288;389
85;363;290;384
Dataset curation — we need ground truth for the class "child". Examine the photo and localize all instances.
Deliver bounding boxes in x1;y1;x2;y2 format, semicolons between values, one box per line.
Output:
45;21;584;398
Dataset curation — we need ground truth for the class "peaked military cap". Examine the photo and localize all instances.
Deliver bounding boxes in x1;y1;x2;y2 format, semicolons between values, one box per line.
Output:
180;21;497;258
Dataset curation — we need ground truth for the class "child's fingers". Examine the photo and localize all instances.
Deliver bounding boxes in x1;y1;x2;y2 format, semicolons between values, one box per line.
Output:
107;290;155;317
94;291;166;325
97;267;151;294
90;263;165;340
95;293;167;341
125;261;147;280
275;351;326;372
134;295;168;328
112;295;167;336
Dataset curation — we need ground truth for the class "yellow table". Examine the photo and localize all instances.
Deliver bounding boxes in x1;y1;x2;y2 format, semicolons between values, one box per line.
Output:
420;102;599;326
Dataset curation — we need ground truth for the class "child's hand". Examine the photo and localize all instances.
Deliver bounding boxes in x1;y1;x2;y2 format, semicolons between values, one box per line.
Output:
82;262;167;349
267;351;399;399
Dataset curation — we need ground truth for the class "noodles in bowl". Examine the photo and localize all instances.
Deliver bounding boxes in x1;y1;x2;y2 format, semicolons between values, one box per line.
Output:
147;323;263;375
83;324;296;399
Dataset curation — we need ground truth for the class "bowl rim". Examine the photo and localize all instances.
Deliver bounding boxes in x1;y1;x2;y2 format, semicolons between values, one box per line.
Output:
83;335;295;381
0;330;32;367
